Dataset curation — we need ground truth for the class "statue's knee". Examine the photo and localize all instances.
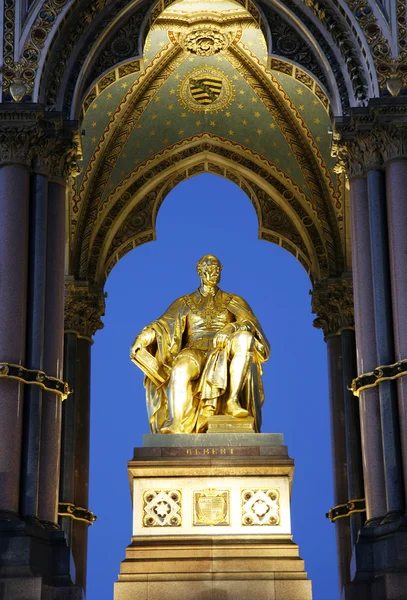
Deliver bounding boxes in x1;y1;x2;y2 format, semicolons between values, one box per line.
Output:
232;330;254;353
171;357;198;382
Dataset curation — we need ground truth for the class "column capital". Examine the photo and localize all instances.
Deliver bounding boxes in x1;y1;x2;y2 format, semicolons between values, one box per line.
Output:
333;99;407;177
64;281;106;341
0;105;81;179
312;275;354;339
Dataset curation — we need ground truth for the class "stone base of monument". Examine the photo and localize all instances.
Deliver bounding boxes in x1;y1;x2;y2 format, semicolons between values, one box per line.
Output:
0;518;83;600
114;434;312;600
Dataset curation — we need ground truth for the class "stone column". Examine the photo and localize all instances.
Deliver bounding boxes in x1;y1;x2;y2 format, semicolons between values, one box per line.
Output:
37;180;67;526
384;129;407;506
313;276;362;589
325;333;352;590
341;328;364;544
59;332;78;546
0;158;30;517
349;175;386;522
20;172;48;521
61;282;105;590
367;167;404;518
334;97;407;599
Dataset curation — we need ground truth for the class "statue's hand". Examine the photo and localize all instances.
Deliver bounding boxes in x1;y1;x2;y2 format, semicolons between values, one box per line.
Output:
213;324;235;350
131;327;156;354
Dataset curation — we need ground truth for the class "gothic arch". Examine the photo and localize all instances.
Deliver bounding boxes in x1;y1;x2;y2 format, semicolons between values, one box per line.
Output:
83;147;328;285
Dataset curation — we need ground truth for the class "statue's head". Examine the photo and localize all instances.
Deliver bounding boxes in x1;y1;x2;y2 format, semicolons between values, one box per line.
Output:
196;254;222;287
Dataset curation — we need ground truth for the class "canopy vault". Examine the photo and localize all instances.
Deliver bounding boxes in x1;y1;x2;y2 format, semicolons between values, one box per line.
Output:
68;0;346;290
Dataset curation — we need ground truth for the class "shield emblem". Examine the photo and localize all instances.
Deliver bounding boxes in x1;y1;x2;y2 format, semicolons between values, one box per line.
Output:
194;489;229;525
189;76;223;105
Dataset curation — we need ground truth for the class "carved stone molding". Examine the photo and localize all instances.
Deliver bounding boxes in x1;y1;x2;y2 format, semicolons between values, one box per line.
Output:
312;275;354;338
0;107;80;178
64;281;106;340
298;0;368;103
333;101;407;177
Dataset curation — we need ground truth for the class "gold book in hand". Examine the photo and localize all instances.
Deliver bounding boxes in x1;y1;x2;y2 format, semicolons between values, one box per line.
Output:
131;348;167;387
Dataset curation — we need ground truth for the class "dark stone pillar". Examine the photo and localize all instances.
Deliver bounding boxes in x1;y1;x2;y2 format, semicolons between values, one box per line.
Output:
341;329;364;544
20;173;48;521
72;337;92;591
349;176;386;522
326;334;352;590
61;282;105;591
313;276;362;592
386;158;407;506
367;168;404;518
59;332;78;547
38;181;66;525
0;164;30;517
335;98;407;600
60;331;92;591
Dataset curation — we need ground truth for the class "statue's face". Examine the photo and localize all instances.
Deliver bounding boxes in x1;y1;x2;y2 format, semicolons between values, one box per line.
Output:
198;258;222;287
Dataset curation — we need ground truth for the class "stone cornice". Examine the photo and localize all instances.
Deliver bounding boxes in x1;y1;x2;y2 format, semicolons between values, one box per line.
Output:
333;99;407;177
0;105;81;179
64;280;105;340
312;274;354;339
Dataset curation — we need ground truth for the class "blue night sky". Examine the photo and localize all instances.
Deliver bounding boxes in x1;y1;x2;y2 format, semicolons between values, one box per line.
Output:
86;173;338;599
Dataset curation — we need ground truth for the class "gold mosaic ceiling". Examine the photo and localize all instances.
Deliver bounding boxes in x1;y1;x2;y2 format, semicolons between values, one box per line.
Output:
72;0;345;285
77;0;337;211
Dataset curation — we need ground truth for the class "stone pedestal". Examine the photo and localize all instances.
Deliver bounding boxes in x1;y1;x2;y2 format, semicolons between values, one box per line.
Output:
114;434;312;600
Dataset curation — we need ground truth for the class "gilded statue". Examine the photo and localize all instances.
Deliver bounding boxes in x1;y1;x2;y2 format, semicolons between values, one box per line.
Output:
130;255;270;434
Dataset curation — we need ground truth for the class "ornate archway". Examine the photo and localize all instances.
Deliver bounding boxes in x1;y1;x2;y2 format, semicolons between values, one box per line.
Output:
1;0;407;597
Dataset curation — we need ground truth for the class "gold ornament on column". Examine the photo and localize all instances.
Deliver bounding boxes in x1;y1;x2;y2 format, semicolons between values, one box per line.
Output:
386;59;403;97
9;64;27;103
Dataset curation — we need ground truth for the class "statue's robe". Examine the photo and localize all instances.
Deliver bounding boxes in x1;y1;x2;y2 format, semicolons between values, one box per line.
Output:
142;289;270;433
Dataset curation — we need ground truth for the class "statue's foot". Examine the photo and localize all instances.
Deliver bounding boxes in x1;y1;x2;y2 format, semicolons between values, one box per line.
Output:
161;420;183;434
201;405;215;418
225;399;249;418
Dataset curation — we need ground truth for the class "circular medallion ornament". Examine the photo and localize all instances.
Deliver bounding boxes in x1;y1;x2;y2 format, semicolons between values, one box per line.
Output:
181;29;230;56
179;66;234;113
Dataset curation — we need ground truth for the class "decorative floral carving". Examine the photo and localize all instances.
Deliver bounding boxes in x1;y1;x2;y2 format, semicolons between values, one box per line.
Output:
0;108;80;176
312;275;354;338
64;281;106;339
241;488;280;526
334;105;407;176
345;0;402;92
142;489;181;527
181;29;229;56
82;12;145;94
300;0;369;102
260;0;349;113
2;0;71;100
